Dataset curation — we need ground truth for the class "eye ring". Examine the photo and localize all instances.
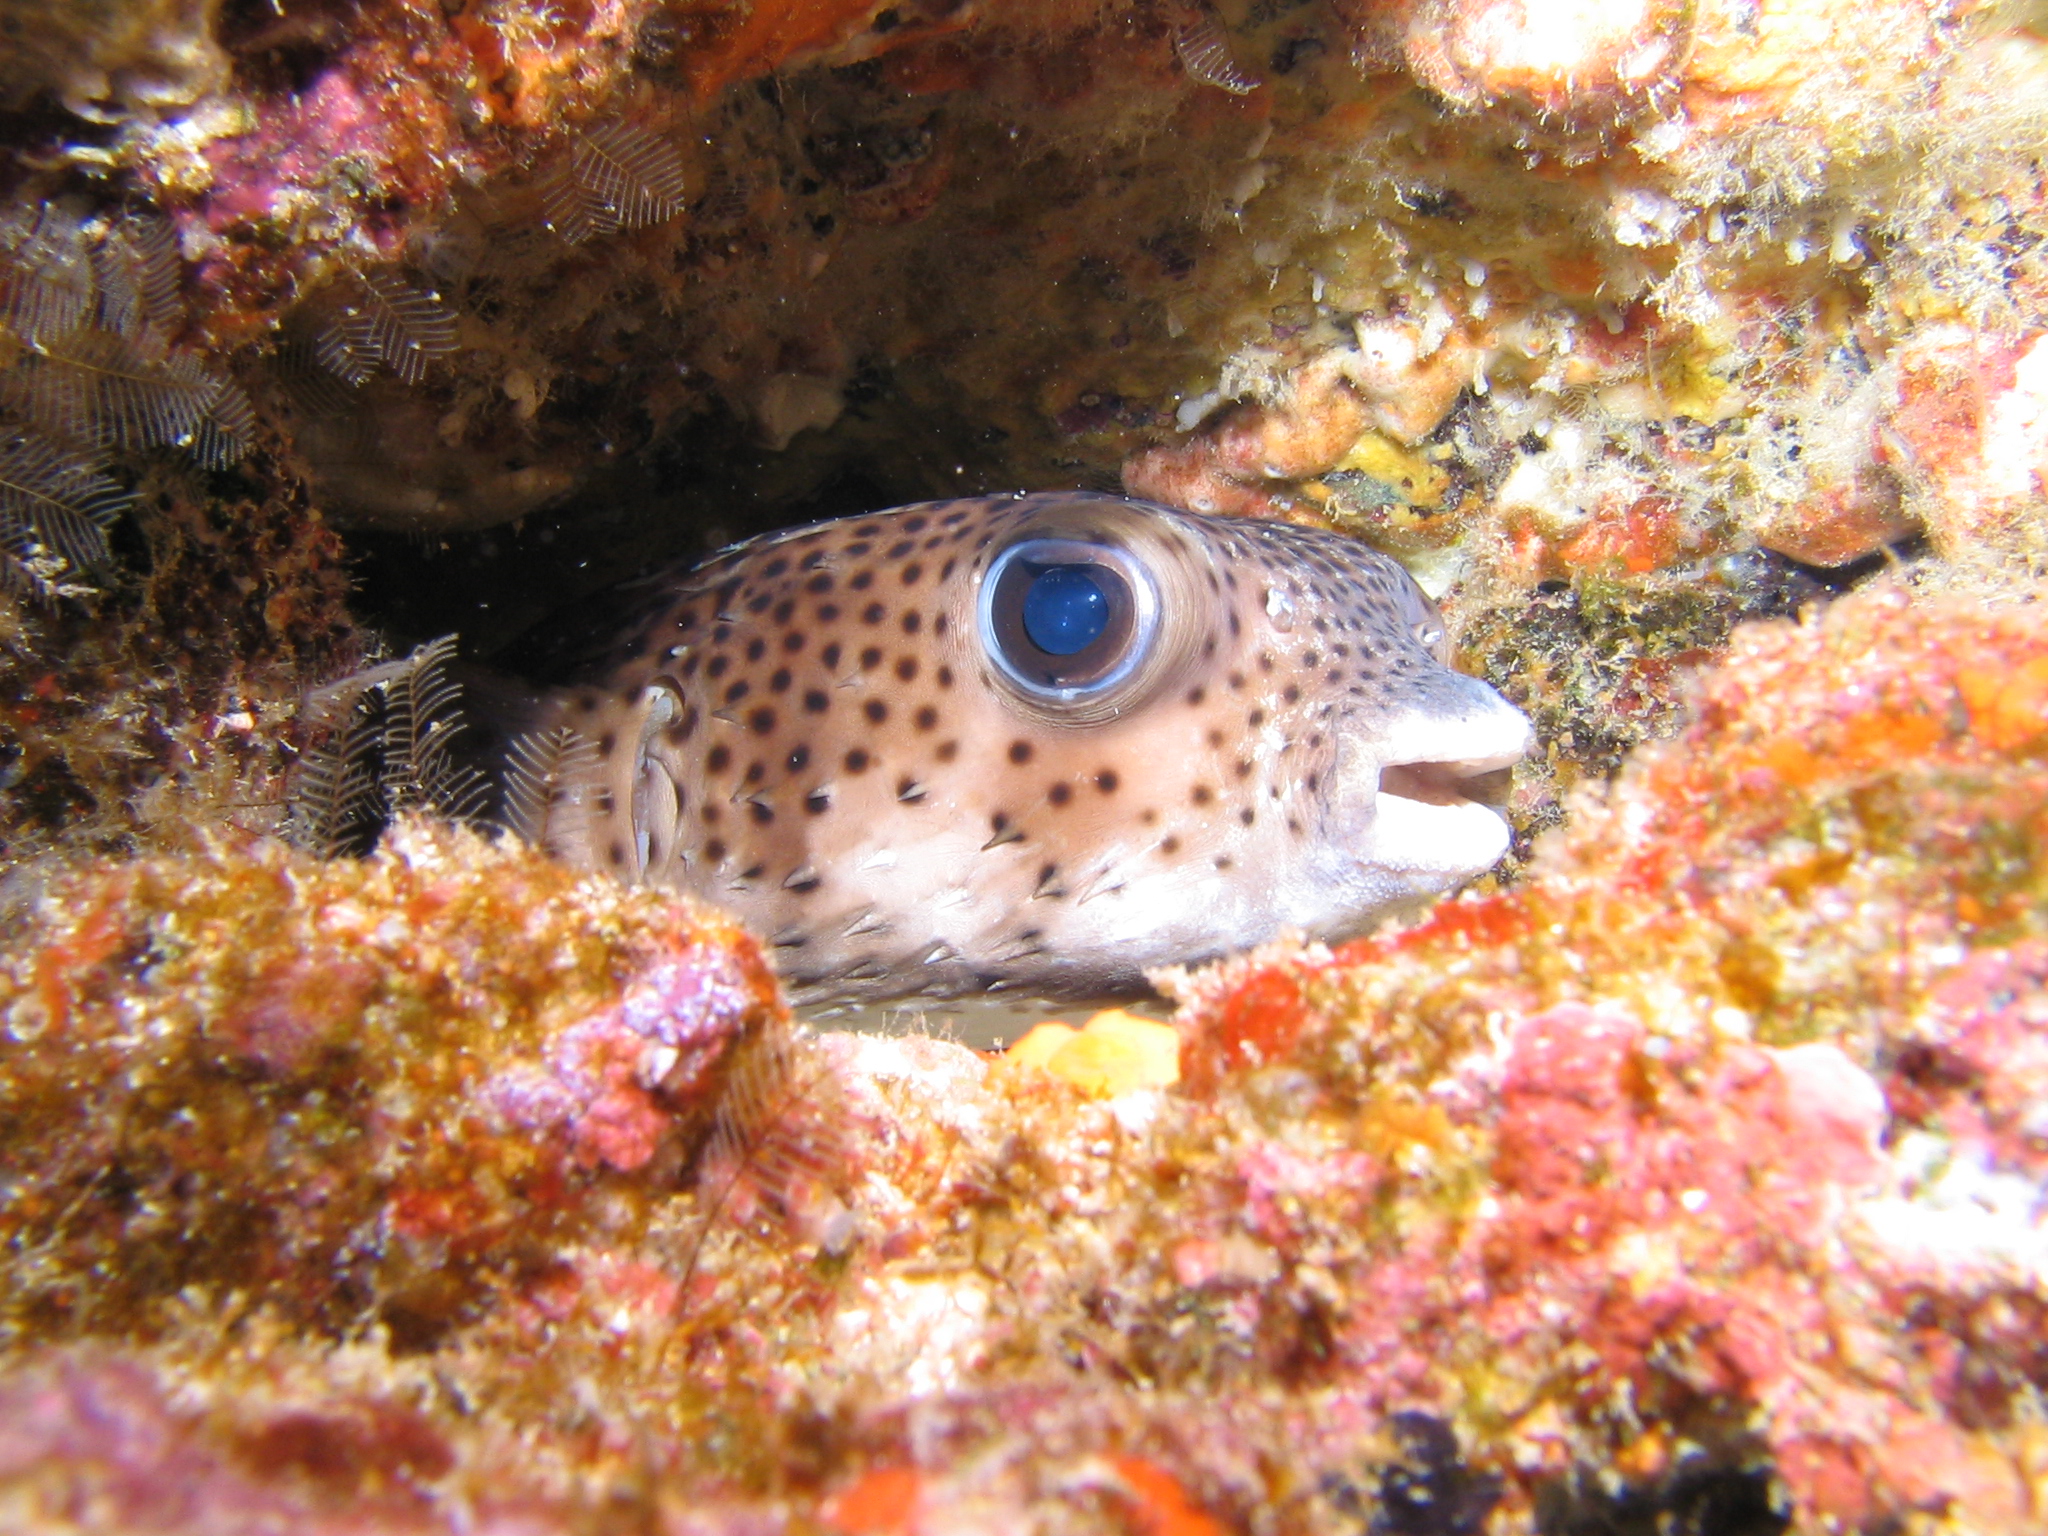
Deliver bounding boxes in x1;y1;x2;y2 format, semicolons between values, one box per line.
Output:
979;537;1159;703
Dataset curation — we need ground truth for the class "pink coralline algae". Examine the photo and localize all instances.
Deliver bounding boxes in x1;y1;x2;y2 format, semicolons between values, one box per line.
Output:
0;1355;463;1536
1463;1007;2038;1532
1886;943;2048;1185
1146;581;2048;1529
1448;1014;1893;1480
488;946;760;1172
200;66;460;244
1149;993;2010;1525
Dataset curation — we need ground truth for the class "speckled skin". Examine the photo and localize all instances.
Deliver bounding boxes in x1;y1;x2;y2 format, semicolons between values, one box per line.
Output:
511;493;1530;1006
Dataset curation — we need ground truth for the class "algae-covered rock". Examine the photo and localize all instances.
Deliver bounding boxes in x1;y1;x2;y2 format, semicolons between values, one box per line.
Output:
3;587;2045;1532
0;820;778;1348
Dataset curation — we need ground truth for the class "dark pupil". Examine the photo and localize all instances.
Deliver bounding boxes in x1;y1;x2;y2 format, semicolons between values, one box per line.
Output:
1021;566;1108;655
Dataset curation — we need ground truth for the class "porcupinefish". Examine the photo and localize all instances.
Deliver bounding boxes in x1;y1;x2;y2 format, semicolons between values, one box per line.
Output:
483;492;1531;1008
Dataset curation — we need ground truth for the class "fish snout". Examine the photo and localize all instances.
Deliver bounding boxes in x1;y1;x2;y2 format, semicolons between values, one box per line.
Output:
1338;675;1533;888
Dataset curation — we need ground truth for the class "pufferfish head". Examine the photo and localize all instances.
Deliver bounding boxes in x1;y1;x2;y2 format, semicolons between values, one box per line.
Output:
527;492;1534;1005
950;494;1530;931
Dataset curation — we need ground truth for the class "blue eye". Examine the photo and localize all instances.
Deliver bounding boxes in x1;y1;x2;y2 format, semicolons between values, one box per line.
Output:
1022;566;1109;655
980;534;1159;704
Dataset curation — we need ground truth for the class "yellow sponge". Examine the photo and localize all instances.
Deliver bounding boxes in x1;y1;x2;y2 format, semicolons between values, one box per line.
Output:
1005;1010;1181;1097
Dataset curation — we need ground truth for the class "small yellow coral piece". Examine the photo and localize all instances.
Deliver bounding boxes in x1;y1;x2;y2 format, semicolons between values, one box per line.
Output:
1006;1021;1081;1073
1006;1011;1182;1097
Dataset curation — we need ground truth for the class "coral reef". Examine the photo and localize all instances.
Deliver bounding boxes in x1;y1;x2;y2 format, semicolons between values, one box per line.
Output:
1160;580;2048;1529
6;585;2047;1531
0;0;2045;1531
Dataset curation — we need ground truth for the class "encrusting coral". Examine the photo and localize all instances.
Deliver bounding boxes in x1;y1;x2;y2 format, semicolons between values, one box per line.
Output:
0;0;2046;1531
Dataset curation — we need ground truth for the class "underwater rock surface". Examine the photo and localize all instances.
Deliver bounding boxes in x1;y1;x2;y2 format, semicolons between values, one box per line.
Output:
0;0;2045;1531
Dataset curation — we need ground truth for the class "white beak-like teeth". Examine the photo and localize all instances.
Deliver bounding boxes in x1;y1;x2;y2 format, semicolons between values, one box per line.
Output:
1368;791;1515;877
1365;687;1533;879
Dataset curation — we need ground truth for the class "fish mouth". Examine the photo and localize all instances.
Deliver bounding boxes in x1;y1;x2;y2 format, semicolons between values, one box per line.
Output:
1377;759;1514;809
1361;704;1533;880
